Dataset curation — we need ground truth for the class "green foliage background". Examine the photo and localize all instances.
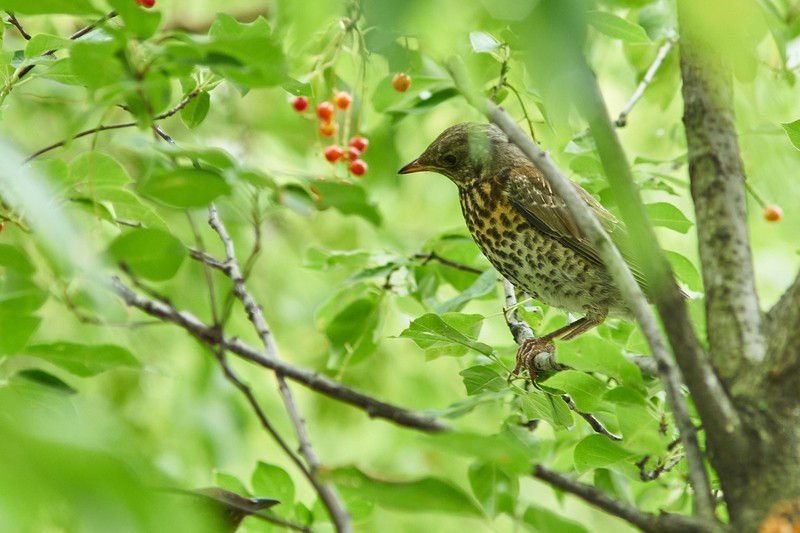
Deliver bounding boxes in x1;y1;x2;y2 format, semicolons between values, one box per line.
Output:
0;0;798;531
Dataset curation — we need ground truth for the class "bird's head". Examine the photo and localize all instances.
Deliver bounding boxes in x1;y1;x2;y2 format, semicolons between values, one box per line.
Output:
398;122;511;187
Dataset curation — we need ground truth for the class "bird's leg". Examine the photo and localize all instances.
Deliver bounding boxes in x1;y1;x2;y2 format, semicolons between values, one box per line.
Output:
511;316;603;380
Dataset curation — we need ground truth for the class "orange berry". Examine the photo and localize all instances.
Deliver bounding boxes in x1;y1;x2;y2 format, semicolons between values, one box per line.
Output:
319;121;337;137
324;145;344;163
333;91;352;110
291;96;309;112
764;205;783;222
316;101;335;122
349;135;368;153
392;72;411;92
349;159;368;176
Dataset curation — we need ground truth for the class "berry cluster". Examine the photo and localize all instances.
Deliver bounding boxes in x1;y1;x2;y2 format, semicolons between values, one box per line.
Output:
291;91;369;177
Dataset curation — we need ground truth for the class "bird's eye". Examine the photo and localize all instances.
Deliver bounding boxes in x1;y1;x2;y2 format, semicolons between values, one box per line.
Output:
442;154;457;166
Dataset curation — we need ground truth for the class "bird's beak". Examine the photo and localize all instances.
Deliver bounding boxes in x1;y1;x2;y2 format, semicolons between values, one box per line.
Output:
398;158;428;174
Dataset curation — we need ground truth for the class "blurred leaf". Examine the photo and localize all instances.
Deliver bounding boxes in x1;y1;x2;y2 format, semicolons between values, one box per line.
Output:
326;467;482;516
425;431;534;474
469;31;502;53
0;312;41;355
0;271;47;314
587;10;651;44
436;268;497;314
311;181;382;226
616;402;665;455
0;244;36;275
138;167;232;209
541;371;610;412
665;250;702;292
517;389;573;429
400;313;493;357
180;91;211;129
781;119;800;150
645;202;693;233
574;434;637;474
460;365;507;395
0;0;99;15
25;343;140;377
108;0;162;39
303;247;371;271
69;41;126;90
317;284;383;368
251;462;294;510
25;34;70;58
523;504;589;533
468;462;517;517
11;369;77;394
107;228;185;281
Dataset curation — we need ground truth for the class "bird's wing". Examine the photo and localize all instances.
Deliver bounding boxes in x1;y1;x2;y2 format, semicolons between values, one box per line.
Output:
505;166;649;290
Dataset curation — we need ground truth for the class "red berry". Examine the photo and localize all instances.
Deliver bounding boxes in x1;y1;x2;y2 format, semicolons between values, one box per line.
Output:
291;96;309;112
319;121;336;137
348;135;368;153
316;101;335;122
349;159;368;176
392;72;411;92
345;146;361;161
333;91;352;110
764;205;783;222
136;0;155;7
324;145;344;163
0;222;4;232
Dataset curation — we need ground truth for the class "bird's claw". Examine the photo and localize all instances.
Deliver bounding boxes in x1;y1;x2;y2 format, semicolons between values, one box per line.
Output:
509;338;556;382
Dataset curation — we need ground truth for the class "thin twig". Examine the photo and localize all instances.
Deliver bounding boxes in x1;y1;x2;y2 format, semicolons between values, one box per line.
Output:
561;394;622;441
616;38;676;127
412;251;483;274
110;277;448;433
6;12;32;40
206;205;351;533
533;465;718;533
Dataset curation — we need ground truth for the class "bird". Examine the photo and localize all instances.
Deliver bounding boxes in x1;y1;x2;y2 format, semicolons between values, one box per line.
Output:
398;122;647;377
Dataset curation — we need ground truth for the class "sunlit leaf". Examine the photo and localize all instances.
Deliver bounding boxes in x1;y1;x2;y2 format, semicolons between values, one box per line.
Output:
251;462;294;510
587;11;651;44
436;268;497;314
400;313;493;357
574;434;637;474
138;167;232;209
311;181;382;226
541;371;612;413
469;31;502;53
180;91;211;129
645;202;693;233
25;343;140;377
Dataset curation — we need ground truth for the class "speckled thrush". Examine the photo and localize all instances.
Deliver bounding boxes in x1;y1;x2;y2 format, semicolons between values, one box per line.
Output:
399;122;646;376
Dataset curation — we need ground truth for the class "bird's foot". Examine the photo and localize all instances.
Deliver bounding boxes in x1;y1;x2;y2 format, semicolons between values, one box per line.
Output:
509;338;556;382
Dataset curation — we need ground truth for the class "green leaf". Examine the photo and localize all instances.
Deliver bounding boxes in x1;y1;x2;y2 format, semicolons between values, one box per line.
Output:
468;462;517;517
107;228;186;281
436;268;496;314
311;181;382;226
25;343;140;377
400;313;493;357
316;284;383;368
11;369;77;395
303;247;371;271
0;244;36;275
782;119;800;150
251;462;294;509
326;467;482;516
523;503;589;533
69;41;126;90
180;91;211;129
425;431;534;474
0;312;41;355
645;202;693;233
556;335;642;386
0;271;47;314
574;434;637;474
460;365;507;395
541;371;611;413
107;0;162;39
587;11;651;44
469;31;502;53
516;389;573;429
665;250;702;292
137;167;231;209
0;0;99;15
25;34;71;58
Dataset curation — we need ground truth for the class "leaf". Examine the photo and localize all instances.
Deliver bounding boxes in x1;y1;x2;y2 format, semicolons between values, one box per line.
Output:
107;0;162;40
468;462;517;517
311;181;382;226
107;228;186;281
425;431;534;474
251;462;294;509
180;91;211;129
556;335;642;386
645;202;693;233
665;250;702;292
316;284;383;368
25;34;71;58
781;119;800;150
0;271;47;314
303;247;371;271
436;268;496;314
24;343;140;377
326;467;482;516
541;371;611;413
574;434;637;474
0;312;41;355
516;389;573;429
0;0;99;15
11;369;77;395
399;313;493;357
615;402;666;455
587;11;651;44
69;41;126;90
137;167;231;209
523;504;589;533
0;244;36;275
460;365;507;395
469;31;502;53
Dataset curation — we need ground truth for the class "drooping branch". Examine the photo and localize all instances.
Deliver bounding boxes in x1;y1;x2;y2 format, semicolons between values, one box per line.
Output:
110;277;448;433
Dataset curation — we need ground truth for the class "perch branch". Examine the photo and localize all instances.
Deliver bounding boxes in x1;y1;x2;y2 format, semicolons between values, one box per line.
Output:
616;38;676;127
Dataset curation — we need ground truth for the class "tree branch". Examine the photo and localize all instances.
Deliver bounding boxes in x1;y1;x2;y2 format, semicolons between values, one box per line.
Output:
206;205;351;533
109;277;448;433
532;465;719;533
615;38;676;127
765;269;800;387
